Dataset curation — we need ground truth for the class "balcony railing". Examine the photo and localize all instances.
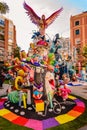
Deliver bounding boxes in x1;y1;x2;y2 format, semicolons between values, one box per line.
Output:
0;30;4;35
0;39;5;42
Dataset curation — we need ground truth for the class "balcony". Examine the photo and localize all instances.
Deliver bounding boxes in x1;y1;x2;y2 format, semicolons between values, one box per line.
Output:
0;34;5;42
0;39;5;43
0;41;5;48
0;30;4;35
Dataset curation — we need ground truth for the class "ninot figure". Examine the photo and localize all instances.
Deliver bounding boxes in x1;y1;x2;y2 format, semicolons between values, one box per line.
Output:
58;77;71;101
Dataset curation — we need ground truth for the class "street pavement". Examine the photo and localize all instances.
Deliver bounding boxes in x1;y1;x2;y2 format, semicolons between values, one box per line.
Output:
69;81;87;100
0;84;10;97
0;81;87;130
78;126;87;130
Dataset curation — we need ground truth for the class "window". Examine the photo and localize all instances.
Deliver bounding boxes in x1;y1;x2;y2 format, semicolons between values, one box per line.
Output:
75;38;80;44
8;31;13;40
76;47;80;54
75;29;80;35
9;21;13;29
8;45;12;52
0;29;4;34
75;21;79;26
0;19;5;26
8;31;12;36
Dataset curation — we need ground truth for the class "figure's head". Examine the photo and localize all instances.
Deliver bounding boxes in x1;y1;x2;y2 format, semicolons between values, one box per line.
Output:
18;69;25;77
35;67;41;73
20;50;27;59
42;14;45;19
64;77;70;84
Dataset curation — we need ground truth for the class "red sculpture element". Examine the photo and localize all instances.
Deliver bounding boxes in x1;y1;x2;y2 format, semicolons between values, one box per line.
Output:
23;1;63;36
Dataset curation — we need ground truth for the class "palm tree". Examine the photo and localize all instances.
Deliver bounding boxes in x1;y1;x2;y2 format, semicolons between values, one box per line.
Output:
0;2;9;14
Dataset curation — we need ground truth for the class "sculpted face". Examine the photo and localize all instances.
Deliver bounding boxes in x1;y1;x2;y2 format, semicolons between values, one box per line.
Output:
42;14;45;19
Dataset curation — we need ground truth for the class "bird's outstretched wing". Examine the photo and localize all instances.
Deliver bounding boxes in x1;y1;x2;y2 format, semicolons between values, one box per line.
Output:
45;7;63;28
23;1;40;25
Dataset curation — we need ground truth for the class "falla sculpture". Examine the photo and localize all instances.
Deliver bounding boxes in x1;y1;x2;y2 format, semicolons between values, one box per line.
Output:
23;1;63;36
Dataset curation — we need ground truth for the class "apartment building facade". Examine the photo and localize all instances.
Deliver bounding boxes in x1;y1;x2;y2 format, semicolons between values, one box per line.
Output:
70;11;87;62
0;15;16;62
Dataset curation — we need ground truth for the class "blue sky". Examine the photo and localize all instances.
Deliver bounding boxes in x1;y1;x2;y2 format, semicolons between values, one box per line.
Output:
2;0;87;52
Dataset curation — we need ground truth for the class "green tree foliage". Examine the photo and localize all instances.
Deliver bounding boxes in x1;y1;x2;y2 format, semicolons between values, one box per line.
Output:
82;45;87;66
82;45;87;58
0;2;9;14
13;46;21;59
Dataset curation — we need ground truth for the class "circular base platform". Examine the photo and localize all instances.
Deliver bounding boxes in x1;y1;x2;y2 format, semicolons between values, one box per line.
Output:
0;95;85;130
